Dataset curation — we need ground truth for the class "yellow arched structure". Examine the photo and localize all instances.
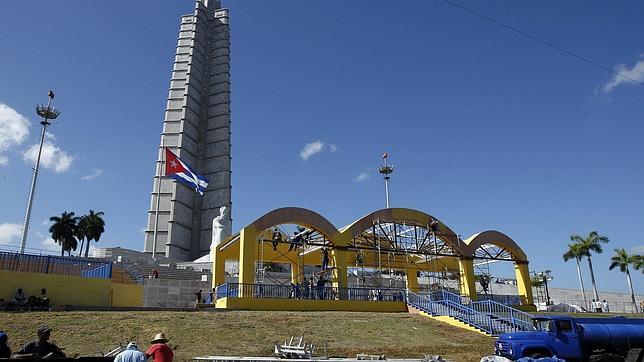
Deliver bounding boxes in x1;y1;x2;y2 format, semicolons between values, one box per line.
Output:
461;230;533;305
212;207;533;306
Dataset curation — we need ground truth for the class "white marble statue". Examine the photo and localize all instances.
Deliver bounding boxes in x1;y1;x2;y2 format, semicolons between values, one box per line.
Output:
211;205;231;249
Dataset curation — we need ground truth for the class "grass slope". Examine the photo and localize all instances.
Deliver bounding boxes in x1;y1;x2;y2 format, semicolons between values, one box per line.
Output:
0;311;493;361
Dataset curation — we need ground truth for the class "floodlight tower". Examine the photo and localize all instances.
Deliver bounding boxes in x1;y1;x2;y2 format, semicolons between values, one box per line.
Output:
19;90;60;254
378;152;394;209
537;270;554;306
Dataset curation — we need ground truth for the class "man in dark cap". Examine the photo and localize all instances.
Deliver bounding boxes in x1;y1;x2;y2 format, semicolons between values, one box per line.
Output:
0;331;10;358
17;325;65;358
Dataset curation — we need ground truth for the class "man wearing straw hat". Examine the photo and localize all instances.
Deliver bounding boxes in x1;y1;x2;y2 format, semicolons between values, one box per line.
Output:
146;333;174;362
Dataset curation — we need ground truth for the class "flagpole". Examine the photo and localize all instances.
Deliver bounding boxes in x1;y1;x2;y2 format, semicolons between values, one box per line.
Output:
152;138;165;260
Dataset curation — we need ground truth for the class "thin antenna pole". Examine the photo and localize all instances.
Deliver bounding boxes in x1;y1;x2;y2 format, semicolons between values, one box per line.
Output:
20;91;60;254
378;153;394;209
384;157;390;208
152;138;165;260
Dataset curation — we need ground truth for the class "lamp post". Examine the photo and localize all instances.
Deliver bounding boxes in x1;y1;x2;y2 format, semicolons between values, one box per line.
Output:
19;91;60;254
378;152;394;209
537;270;553;306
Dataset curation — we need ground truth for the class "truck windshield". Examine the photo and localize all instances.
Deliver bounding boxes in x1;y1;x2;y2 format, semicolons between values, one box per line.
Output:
533;319;554;332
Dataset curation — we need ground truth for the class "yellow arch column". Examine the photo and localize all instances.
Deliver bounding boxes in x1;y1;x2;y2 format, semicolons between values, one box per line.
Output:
458;257;477;301
406;268;419;293
238;225;257;298
211;246;226;289
331;248;348;299
515;261;534;305
291;258;304;285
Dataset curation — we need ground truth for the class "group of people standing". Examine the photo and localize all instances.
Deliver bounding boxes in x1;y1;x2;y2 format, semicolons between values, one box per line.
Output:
590;299;610;313
0;325;174;361
290;276;331;300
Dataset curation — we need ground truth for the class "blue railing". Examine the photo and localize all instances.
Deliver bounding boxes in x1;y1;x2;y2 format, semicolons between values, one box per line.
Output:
0;252;113;279
217;283;407;302
80;263;113;279
471;299;535;332
407;289;534;336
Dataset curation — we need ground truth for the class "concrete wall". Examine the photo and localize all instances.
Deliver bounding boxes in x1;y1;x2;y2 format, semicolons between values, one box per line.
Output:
143;278;210;308
482;282;643;312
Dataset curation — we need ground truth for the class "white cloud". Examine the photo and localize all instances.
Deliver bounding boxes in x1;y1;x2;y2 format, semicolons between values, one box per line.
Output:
23;133;74;173
300;140;325;161
631;245;644;255
81;168;103;181
139;227;147;234
354;172;371;182
299;140;339;161
41;237;56;247
0;223;22;245
0;103;31;165
601;56;644;93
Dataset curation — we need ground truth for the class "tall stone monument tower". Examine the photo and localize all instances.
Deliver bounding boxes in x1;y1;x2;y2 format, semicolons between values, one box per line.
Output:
144;0;232;261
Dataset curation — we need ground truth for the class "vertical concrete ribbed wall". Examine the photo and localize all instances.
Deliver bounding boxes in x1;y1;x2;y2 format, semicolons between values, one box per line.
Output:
144;0;232;261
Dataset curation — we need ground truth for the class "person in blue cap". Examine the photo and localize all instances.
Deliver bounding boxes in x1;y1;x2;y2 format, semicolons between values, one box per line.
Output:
0;331;10;358
114;342;146;362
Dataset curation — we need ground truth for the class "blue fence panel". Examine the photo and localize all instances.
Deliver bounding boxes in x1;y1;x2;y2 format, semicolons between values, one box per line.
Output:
216;283;408;302
0;252;112;279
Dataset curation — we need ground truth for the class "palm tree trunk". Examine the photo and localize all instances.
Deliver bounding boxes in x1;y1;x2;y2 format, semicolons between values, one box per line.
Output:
575;259;588;310
587;256;600;301
61;244;64;257
626;268;638;313
78;239;85;257
85;239;91;258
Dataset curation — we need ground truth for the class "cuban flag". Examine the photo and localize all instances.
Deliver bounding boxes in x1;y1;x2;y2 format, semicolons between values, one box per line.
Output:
164;148;209;196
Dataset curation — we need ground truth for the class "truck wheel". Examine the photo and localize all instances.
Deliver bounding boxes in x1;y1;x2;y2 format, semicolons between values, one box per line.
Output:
528;352;549;359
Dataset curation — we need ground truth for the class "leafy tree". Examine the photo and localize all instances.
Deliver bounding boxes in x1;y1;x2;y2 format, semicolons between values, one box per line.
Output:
530;274;545;287
75;215;88;257
570;231;609;301
609;248;640;313
563;242;588;310
83;210;105;257
49;211;78;256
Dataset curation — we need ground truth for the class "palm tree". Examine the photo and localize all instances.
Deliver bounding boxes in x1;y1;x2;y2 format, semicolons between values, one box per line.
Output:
570;231;609;301
609;248;639;313
563;242;588;310
83;210;105;257
632;254;643;273
75;215;88;257
49;211;78;256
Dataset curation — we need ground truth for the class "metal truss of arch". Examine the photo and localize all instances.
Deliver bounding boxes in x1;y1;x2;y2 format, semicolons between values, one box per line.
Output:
348;220;460;258
462;230;528;263
342;208;462;258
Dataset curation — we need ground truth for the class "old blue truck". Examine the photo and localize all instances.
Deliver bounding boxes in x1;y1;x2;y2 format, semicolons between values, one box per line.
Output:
494;315;644;361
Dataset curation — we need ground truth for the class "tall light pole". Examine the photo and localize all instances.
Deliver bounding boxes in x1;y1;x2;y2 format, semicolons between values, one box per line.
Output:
537;270;553;306
19;91;60;254
378;152;394;209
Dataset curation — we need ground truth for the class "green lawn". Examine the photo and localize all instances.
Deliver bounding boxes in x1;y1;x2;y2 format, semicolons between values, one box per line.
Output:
0;311;494;361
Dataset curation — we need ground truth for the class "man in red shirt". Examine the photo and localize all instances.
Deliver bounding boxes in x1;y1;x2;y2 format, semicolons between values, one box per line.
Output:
146;333;174;362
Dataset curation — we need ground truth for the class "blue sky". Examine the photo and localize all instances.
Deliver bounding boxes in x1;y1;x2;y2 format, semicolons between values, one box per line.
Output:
0;1;642;293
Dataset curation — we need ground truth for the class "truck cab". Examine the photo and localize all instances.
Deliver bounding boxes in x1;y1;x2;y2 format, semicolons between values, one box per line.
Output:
495;316;582;360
